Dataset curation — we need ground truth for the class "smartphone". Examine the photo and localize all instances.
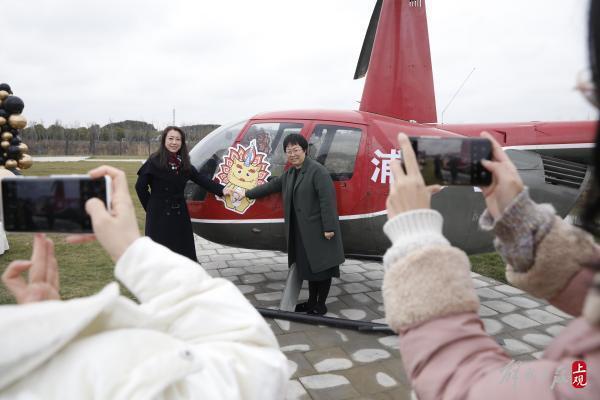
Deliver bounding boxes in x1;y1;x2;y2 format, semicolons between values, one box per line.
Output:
1;175;112;233
408;136;492;186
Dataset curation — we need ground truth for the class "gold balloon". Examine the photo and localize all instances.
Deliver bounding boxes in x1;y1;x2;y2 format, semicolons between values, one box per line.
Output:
1;141;9;150
5;159;17;169
1;132;13;141
18;143;29;153
0;90;8;100
0;117;5;126
9;114;27;129
18;154;32;169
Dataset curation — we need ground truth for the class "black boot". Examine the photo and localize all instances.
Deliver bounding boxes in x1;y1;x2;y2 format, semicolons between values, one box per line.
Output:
295;281;318;312
309;278;331;315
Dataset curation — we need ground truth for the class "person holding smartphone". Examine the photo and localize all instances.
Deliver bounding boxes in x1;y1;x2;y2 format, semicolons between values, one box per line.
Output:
135;126;231;261
0;165;288;399
381;27;600;397
383;129;600;397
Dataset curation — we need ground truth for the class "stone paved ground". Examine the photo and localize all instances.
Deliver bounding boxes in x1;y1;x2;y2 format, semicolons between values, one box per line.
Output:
194;235;572;400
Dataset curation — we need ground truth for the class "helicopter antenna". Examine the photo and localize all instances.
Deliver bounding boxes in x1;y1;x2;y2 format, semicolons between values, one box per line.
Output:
441;67;476;124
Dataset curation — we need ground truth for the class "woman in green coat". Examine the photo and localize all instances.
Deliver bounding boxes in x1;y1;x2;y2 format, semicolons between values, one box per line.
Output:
240;134;345;315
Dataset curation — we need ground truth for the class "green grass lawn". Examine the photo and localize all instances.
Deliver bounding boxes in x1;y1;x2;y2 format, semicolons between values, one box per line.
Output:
87;155;146;160
0;161;144;304
0;161;507;304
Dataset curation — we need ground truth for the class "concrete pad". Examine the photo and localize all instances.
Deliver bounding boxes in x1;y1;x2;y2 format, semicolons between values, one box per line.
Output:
192;235;563;396
481;318;507;335
545;325;566;337
471;278;490;288
478;305;499;317
523;309;564;325
299;374;351;389
341;265;367;274
286;379;310;400
342;283;371;294
475;287;507;299
299;374;359;400
482;300;518;313
351;349;392;363
286;352;317;378
241;274;266;284
340;364;401;395
492;285;525;295
501;314;541;329
504;296;542;309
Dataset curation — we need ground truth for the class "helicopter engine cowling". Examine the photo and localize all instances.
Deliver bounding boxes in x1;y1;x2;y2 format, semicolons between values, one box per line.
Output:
425;149;589;255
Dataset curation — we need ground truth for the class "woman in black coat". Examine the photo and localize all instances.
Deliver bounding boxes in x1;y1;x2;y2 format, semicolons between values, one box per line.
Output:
135;126;226;261
243;134;345;315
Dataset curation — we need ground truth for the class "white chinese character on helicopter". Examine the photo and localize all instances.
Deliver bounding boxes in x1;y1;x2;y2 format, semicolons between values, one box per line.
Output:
371;149;402;184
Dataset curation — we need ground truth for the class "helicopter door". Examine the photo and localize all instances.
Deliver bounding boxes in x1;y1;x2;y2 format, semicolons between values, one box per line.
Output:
306;123;368;256
235;121;305;247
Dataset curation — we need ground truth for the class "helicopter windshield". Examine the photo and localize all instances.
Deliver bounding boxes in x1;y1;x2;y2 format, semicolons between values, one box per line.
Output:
189;119;247;177
187;119;247;201
240;122;303;178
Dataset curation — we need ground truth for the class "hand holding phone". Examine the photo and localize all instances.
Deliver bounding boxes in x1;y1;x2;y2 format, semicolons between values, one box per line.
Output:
478;132;525;219
408;136;492;186
67;166;141;262
1;175;111;233
387;133;442;219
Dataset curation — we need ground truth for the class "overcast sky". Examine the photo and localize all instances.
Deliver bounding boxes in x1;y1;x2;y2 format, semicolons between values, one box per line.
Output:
2;0;596;129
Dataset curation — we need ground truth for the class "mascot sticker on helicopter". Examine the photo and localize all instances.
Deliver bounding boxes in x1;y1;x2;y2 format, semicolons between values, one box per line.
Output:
215;139;271;214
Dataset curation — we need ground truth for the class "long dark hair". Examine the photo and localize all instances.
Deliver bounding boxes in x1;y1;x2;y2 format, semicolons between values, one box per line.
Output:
581;0;600;234
153;126;192;174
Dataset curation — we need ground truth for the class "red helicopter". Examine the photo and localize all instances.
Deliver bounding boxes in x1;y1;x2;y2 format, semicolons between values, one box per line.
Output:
185;0;596;258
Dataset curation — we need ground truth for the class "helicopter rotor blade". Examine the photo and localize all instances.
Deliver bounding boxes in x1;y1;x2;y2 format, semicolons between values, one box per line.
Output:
354;0;383;80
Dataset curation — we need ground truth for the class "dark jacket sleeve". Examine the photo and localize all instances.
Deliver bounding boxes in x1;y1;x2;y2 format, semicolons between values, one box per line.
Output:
246;176;283;199
189;166;224;197
135;161;152;211
313;166;338;232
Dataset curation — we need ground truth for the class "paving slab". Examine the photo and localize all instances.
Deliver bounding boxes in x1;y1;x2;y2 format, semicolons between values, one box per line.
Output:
192;234;575;399
299;374;360;400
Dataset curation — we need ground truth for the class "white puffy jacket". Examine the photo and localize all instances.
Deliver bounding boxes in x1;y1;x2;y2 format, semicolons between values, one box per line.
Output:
0;237;288;399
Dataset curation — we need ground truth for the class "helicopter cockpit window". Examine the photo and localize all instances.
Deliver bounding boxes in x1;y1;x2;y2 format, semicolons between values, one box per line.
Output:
240;122;303;178
308;124;362;181
187;119;247;201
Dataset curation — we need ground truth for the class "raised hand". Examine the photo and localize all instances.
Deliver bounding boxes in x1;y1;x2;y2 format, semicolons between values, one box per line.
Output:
386;133;442;219
479;132;524;220
2;233;60;304
67;166;141;262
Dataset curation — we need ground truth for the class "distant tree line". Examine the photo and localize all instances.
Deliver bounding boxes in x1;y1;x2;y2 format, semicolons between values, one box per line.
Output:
21;120;220;156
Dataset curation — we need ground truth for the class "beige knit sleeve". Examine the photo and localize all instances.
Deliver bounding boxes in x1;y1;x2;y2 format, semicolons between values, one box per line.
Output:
506;217;598;300
383;245;479;331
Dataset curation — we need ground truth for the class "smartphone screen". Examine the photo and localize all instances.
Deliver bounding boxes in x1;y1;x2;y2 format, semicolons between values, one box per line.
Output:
1;176;109;233
409;137;492;186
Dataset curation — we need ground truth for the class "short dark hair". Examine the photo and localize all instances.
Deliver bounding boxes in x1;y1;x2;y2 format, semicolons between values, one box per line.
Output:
282;133;308;153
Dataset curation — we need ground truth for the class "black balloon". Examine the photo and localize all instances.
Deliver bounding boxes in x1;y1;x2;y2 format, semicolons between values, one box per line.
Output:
10;136;21;146
3;96;24;114
0;83;12;94
7;145;20;158
0;110;8;119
